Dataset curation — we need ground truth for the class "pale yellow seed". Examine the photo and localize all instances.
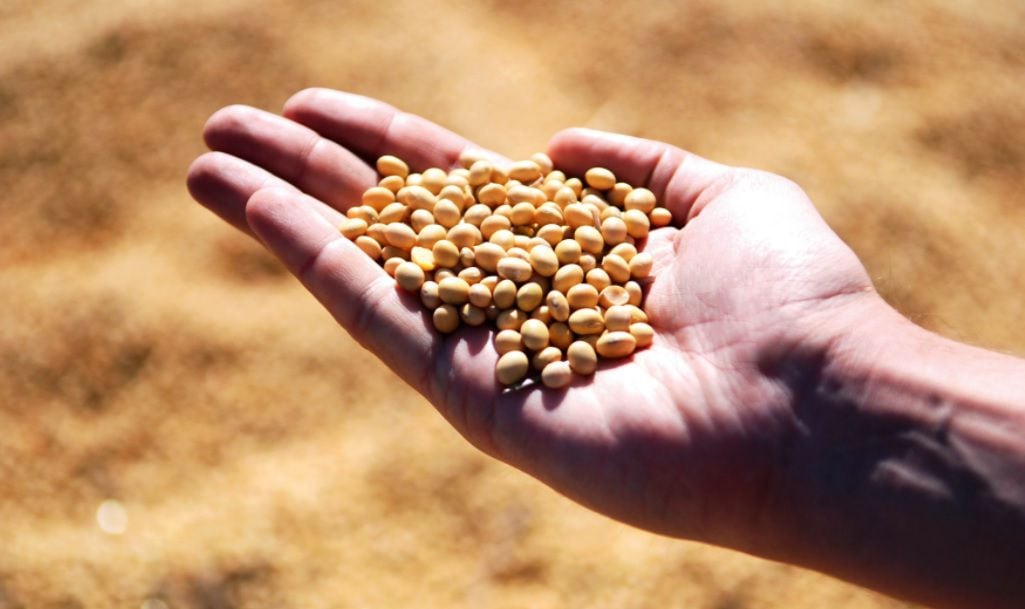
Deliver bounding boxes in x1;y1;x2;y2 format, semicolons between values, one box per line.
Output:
473;242;506;272
537;224;565;246
460;303;487;326
477;183;507;206
623;209;651;239
410;209;434;233
377;155;409;178
347;205;377;223
534;203;563;226
496;350;529;386
381;245;409;261
433;199;461;227
626;304;648;323
438;277;471;305
508;160;542;183
602;254;631;283
435;269;456;281
630;252;654;279
650;207;673;227
516;282;544;311
533;346;562;371
466;283;491;308
420;281;441;309
630;322;654;347
400;185;437;211
458;266;483;285
542;360;573;388
553;264;584;293
355;235;382;260
340;218;368;239
459;149;487;169
586;268;612;291
480;214;512;239
447;224;482;249
468;160;493;186
495;329;523;355
531;152;554;175
395;262;425;292
366;223;387;244
624;187;656;214
490;165;510;185
384;223;417;249
549;322;573;349
463;204;492;226
416;224;447;248
493;279;518;309
574;225;604;254
585;167;616;190
406;173;422;186
421;167;447;195
599;285;631;308
567;283;600;309
506;184;535;204
521;319;550;351
379;174;405;193
609;242;638;261
433;304;460;333
531;305;552;323
410;246;436;271
378;202;408;224
565;177;583;196
497;257;533;282
496;308;527;331
383;257;404;277
625;281;643;306
362;186;396;211
578;254;597;273
546;290;570;322
564;203;594;229
596;331;637;358
604;305;632;332
529;246;559;277
567;341;598;375
511;202;535;226
432;239;460;268
608;182;633;206
600;216;628;246
554;186;577;207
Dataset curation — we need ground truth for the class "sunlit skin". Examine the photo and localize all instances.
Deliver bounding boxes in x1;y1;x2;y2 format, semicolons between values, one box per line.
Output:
188;88;1025;609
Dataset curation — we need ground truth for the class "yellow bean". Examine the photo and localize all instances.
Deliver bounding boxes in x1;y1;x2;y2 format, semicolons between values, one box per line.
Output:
468;283;492;308
433;199;461;227
447;223;482;249
355;235;382;260
377;155;409;178
568;308;604;335
600;216;628;246
650;207;673;227
460;303;487;326
625;281;643;306
629;252;653;279
623;209;650;239
433;304;460;334
480;214;511;239
529;246;559;277
496;308;527;331
602;254;631;283
630;322;654;347
362;186;396;211
459;149;487;169
566;283;600;309
492;279;518;309
542;360;573;388
516;282;544;311
468;160;493;186
604;305;632;332
567;341;598;375
384;222;417;249
432;239;460;268
537;224;566;247
624;187;656;214
497;257;533;282
609;242;637;261
477;183;507;206
599;285;631;308
420;281;441;309
585;167;616;190
549;322;573;349
510;201;535;226
520;319;550;351
586;268;612;291
379;174;405;193
421;167;447;195
608;182;633;206
574;225;604;254
340;218;368;239
394;262;425;292
508;160;542;183
564;203;595;229
596;331;637;358
496;350;530;386
532;346;562;371
531;152;554;175
553;264;584;293
416;224;447;249
438;277;471;305
546;290;570;322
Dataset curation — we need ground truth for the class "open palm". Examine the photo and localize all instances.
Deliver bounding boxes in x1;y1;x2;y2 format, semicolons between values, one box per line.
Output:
188;88;879;555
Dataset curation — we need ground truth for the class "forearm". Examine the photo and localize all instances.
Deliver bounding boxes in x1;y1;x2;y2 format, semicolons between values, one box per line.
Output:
778;302;1025;609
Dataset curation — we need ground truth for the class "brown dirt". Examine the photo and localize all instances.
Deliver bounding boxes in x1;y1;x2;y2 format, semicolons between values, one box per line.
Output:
2;1;1024;607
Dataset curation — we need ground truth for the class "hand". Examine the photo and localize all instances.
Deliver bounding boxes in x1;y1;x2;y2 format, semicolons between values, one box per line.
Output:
187;88;882;556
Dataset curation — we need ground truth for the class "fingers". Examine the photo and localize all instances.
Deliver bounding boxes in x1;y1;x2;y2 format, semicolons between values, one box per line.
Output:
203;104;376;209
547;128;732;223
244;186;444;390
187;152;345;236
282;88;507;171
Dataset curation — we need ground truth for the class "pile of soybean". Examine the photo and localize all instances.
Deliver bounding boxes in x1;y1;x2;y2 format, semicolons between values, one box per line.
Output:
339;151;670;389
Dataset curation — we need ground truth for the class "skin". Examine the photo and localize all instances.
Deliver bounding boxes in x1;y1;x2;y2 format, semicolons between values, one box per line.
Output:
188;88;1025;609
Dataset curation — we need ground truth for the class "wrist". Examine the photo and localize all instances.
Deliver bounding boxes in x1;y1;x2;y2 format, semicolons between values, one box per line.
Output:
770;297;1025;608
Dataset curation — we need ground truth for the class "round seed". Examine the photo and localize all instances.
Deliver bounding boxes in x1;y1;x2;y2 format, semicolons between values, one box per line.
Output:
629;252;654;279
355;235;382;260
530;305;552;323
480;214;511;239
568;309;604;335
511;201;535;226
623;209;650;239
410;209;435;233
599;285;631;308
492;279;518;309
340;218;368;239
460;303;487;326
378;202;408;224
400;185;437;211
574;225;604;254
549;322;573;349
609;242;638;261
384;223;417;249
420;281;441;309
521;319;550;351
473;242;506;272
416;224;447;248
508;160;542;182
496;350;530;386
478;183;507;206
564;203;594;229
650;207;673;227
531;152;554;175
433;199;461;227
410;246;435;271
463;204;491;226
624;187;656;214
459;149;487;169
578;254;597;272
516;282;544;311
625;281;643;306
468;283;492;308
566;283;600;309
395;262;425;292
377;155;409;178
608;182;632;206
537;224;565;246
347;205;378;223
438;277;471;305
600;216;628;245
567;341;598;375
585;167;616;190
546;290;570;322
421;168;447;195
495;329;523;354
379;174;405;193
383;257;404;277
586;268;612;291
362;186;395;211
433;304;460;333
533;346;562;371
447;224;482;249
497;257;533;282
542;360;573;388
604;305;632;332
630;322;655;347
432;239;460;268
602;254;631;283
496;308;527;331
529;246;559;277
596;331;637;358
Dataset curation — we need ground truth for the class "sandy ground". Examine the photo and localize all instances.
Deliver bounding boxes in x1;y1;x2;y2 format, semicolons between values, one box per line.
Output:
1;1;1024;607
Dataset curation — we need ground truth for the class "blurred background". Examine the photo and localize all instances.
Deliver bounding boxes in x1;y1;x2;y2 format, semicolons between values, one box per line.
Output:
1;0;1023;607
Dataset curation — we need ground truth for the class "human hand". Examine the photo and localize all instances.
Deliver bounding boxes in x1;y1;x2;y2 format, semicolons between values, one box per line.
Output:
187;88;883;556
